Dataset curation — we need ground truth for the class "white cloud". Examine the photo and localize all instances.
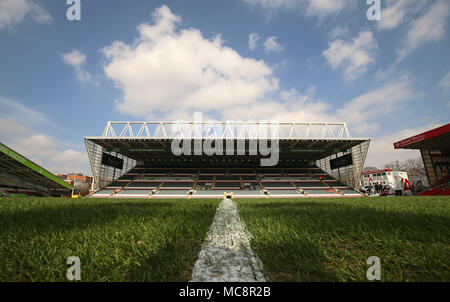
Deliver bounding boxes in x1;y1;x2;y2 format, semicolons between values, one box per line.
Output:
328;25;349;39
220;77;415;138
305;0;346;18
0;121;90;175
62;50;86;66
306;85;316;97
374;64;397;82
0;96;53;127
10;133;59;161
337;77;416;134
62;50;98;85
378;0;428;30
439;72;450;92
8;133;89;175
0;98;90;175
0;119;90;175
249;32;260;50
243;0;351;19
364;123;440;168
264;36;283;52
221;87;331;121
397;1;450;61
322;31;378;81
0;0;51;30
102;5;278;118
99;5;417;141
0;117;29;141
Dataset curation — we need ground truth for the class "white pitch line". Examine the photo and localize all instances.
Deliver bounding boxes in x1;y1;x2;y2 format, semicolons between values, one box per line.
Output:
190;198;266;282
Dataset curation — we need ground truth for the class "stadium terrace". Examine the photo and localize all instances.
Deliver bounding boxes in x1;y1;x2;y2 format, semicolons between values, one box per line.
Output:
84;119;370;198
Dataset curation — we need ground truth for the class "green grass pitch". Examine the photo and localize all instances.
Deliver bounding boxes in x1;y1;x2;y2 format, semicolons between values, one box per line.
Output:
236;196;450;281
0;196;449;281
0;198;219;281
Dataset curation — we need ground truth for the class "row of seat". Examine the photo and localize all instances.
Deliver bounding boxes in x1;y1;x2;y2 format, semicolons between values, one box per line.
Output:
105;179;350;190
90;165;364;198
121;167;328;176
91;188;363;199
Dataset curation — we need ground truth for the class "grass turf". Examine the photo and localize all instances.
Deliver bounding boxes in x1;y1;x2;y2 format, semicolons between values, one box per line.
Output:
236;196;450;282
1;196;449;282
0;197;219;281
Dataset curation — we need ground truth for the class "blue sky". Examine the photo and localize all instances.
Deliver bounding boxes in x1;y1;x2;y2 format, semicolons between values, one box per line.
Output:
0;0;449;175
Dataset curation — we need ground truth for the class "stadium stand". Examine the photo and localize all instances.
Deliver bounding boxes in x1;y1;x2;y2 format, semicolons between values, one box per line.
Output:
268;190;305;198
152;190;189;198
113;189;153;198
0;142;72;197
394;123;449;195
85;121;370;198
191;190;224;198
294;181;329;189
87;164;363;198
160;182;194;189
261;182;296;189
90;189;115;198
231;190;266;198
419;177;450;196
302;189;341;197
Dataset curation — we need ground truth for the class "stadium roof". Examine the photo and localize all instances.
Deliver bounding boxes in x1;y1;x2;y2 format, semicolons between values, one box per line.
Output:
0;142;72;192
393;123;450;150
85;121;369;163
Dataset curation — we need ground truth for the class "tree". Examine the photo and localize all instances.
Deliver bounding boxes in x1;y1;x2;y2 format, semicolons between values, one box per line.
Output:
383;157;429;190
384;160;404;170
363;166;378;172
403;158;426;178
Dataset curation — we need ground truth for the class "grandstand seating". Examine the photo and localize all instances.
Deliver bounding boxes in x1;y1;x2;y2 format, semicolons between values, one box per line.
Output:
303;189;341;197
90;189;116;198
261;182;296;189
338;189;364;197
113;189;153;198
200;169;227;175
439;189;450;195
324;180;348;189
241;175;258;181
198;175;214;181
104;181;128;189
152;190;189;198
172;168;198;176
231;190;266;198
160;182;194;189
294;181;329;189
229;169;255;175
268;190;305;198
117;175;137;181
127;181;161;188
419;177;450;196
191;190;224;198
90;164;366;198
213;182;242;189
255;169;282;176
0;187;42;197
215;176;240;181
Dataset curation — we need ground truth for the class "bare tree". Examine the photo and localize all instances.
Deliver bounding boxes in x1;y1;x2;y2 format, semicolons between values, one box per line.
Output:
384;160;404;170
362;166;378;172
404;158;425;177
383;157;428;190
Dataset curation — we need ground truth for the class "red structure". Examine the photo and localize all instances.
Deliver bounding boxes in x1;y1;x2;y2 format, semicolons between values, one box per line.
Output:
394;124;450;195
